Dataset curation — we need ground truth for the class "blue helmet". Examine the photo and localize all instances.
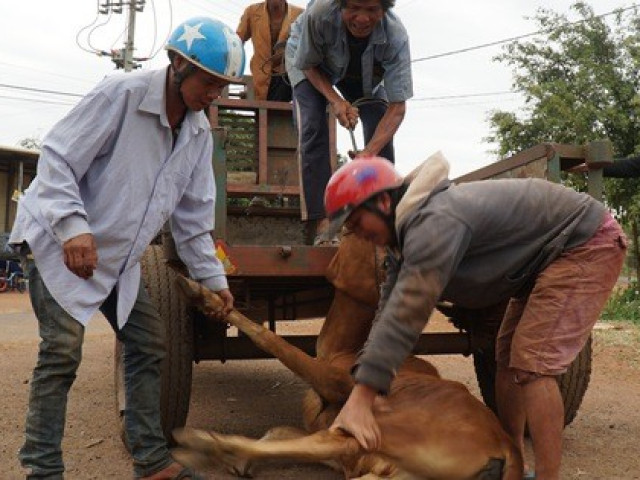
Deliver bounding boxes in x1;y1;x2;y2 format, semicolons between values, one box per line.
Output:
166;17;245;83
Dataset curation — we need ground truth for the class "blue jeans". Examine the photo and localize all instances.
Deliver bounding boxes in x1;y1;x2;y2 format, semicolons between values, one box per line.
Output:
19;262;172;478
293;79;394;221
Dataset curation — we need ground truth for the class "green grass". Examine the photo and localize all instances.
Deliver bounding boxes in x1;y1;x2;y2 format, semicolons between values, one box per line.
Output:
601;281;640;325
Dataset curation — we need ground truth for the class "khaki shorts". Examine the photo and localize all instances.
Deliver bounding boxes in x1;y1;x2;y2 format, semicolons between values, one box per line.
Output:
496;212;627;376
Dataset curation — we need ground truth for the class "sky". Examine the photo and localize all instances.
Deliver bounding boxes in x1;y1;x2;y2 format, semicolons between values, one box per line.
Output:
0;0;631;178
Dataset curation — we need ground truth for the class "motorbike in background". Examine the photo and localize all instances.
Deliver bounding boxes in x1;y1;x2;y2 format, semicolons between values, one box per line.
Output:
0;259;27;293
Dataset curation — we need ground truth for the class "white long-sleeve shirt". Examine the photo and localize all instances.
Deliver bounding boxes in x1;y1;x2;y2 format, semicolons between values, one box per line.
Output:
10;67;227;328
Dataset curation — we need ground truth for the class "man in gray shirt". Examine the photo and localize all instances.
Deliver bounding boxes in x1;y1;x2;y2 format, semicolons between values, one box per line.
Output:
323;154;626;480
10;17;244;480
285;0;412;244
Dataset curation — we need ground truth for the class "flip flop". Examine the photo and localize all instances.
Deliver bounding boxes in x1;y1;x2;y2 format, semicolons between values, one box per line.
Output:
172;467;205;480
313;234;340;246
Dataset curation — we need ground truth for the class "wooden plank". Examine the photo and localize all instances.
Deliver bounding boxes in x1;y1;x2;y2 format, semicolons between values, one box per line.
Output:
212;127;228;240
227;184;300;196
212;97;293;112
547;153;561;183
258;108;268;184
455;144;550;183
455;143;588;183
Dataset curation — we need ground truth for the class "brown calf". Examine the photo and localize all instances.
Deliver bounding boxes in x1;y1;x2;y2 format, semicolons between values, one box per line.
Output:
173;234;523;480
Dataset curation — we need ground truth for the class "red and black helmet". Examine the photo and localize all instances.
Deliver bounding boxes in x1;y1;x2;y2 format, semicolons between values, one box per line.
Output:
323;156;404;238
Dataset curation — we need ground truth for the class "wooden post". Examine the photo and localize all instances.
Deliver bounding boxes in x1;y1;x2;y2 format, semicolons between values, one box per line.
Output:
547;152;561;183
585;140;614;201
212;127;229;240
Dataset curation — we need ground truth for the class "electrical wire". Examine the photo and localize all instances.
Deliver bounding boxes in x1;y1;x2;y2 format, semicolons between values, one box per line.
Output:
0;94;76;106
0;61;96;85
87;9;116;54
411;91;517;102
143;0;159;59
145;0;173;61
409;97;523;110
76;0;103;54
0;83;84;98
411;3;639;63
110;17;129;51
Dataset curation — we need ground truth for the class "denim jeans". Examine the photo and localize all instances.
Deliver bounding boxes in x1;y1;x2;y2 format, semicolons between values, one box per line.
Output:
20;262;172;478
293;79;393;221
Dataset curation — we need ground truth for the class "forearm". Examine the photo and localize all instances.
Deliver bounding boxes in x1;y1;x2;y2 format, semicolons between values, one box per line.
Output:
354;268;441;393
602;155;640;178
361;102;406;156
37;148;90;243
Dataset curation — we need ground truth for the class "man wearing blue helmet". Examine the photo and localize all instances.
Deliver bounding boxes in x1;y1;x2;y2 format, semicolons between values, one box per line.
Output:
9;17;244;480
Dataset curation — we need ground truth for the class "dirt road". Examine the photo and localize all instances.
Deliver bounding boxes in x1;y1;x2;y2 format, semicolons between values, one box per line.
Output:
1;291;639;479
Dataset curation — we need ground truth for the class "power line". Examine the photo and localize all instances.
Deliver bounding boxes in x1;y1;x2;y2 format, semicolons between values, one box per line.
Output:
0;83;84;98
411;91;517;102
412;3;639;63
409;97;523;110
0;80;519;105
0;94;76;107
0;61;97;85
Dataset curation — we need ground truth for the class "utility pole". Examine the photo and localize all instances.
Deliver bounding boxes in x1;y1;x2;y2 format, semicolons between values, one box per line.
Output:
98;0;147;71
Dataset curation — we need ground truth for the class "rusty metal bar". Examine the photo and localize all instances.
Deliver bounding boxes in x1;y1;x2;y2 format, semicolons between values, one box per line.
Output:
220;242;338;277
194;331;489;361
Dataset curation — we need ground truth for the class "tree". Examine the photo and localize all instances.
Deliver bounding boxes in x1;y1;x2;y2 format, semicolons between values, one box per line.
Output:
487;1;640;278
18;136;42;150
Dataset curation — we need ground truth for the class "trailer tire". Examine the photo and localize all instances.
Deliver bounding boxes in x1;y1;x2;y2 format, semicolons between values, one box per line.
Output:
114;245;193;449
473;336;592;427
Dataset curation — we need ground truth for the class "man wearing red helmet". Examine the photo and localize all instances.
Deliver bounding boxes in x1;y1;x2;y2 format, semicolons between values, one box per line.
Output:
324;154;626;480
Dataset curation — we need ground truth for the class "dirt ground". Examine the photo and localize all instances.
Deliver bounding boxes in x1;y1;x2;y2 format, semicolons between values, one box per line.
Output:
1;291;640;479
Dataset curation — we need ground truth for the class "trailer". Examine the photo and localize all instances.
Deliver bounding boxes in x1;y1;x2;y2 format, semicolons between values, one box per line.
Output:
113;81;615;443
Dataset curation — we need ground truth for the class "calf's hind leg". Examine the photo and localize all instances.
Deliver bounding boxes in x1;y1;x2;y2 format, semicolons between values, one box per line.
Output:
173;427;361;475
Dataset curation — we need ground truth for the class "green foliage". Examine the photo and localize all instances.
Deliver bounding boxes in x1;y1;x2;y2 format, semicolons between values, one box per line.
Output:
487;3;640;161
601;281;640;325
488;2;640;279
18;136;42;150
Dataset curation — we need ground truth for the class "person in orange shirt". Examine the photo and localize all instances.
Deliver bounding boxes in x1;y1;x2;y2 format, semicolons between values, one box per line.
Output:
237;0;304;101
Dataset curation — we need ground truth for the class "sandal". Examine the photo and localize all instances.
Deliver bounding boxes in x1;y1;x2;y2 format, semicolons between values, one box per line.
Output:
524;471;536;480
139;465;205;480
313;234;340;246
172;467;204;480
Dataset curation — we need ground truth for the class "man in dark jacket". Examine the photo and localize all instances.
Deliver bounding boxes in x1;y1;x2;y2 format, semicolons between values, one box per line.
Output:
322;154;627;480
